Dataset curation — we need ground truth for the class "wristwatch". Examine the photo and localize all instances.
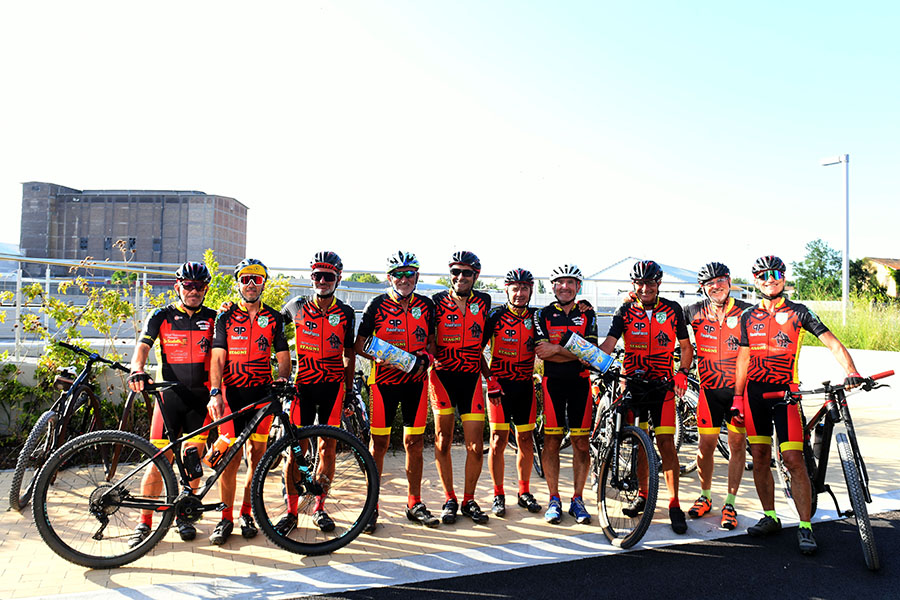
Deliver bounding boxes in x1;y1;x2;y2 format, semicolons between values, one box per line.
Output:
209;387;221;397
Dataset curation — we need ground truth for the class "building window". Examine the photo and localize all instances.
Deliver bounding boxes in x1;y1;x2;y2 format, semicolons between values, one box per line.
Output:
152;238;161;252
128;237;136;249
104;237;112;250
79;237;88;250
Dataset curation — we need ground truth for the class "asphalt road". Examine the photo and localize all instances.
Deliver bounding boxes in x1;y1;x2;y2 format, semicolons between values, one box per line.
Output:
335;511;900;600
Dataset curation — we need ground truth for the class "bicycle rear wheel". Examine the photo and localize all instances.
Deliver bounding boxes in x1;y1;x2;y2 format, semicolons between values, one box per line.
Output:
252;424;378;556
836;433;879;571
32;430;178;568
597;425;659;548
341;408;370;446
9;409;58;511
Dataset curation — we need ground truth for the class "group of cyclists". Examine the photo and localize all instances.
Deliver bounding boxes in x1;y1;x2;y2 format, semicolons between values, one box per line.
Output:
125;249;863;556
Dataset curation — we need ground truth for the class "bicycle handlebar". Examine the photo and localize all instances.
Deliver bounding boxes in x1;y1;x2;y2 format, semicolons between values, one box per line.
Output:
56;341;130;373
761;371;894;400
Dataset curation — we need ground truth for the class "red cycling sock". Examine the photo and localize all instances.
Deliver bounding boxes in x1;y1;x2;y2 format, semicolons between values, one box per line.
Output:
408;495;421;509
241;503;252;517
446;492;457;502
314;494;326;512
141;513;153;526
287;494;299;515
463;493;475;504
669;497;681;509
494;485;504;496
518;480;530;495
222;507;233;522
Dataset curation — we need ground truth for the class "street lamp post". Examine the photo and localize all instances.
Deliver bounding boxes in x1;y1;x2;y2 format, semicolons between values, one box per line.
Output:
821;154;850;326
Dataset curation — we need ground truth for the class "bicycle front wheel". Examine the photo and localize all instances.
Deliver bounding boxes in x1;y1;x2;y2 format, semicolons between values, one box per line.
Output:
32;430;178;568
836;432;879;571
597;425;659;548
9;409;58;511
252;424;379;556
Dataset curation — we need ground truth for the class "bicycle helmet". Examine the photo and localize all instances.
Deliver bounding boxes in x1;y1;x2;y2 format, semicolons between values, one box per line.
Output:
386;250;420;273
549;264;583;282
449;250;481;272
697;261;730;284
752;255;786;275
504;268;534;285
234;258;268;280
175;261;211;283
310;250;343;274
630;260;663;281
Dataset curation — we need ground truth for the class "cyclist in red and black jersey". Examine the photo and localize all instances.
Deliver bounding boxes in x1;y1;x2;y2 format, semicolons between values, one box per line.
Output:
207;258;291;546
599;260;693;534
430;251;492;525
355;251;437;532
127;261;215;547
733;255;861;554
534;263;597;526
682;262;751;530
484;268;542;517
274;251;356;536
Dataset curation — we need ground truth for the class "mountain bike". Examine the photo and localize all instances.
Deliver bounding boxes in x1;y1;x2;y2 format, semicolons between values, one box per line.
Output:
31;380;379;569
9;341;129;511
342;370;371;445
589;366;664;548
765;370;893;571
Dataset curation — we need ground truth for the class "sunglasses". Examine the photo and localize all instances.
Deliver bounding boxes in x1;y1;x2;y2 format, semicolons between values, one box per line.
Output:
311;272;337;282
756;270;784;281
179;281;208;292
450;268;475;278
239;274;265;285
391;269;417;280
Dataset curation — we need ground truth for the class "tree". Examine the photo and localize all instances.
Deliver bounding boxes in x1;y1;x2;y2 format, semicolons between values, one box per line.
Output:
850;259;891;303
792;239;841;300
347;272;381;284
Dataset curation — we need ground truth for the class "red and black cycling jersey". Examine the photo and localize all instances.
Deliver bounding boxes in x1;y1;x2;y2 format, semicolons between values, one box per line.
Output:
534;303;598;379
485;304;536;382
684;297;752;389
281;295;355;384
213;303;289;388
139;304;216;391
432;290;491;374
739;297;829;385
607;297;689;380
358;292;435;385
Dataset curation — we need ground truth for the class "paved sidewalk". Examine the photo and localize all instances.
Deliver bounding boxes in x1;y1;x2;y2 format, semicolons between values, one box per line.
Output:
2;347;898;599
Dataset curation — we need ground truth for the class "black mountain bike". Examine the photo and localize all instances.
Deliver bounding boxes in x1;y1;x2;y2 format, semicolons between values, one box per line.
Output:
9;341;129;511
589;367;664;548
342;370;371;445
32;380;379;569
765;370;893;571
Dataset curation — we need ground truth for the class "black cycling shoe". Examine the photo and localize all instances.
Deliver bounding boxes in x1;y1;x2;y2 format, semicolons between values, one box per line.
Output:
363;509;379;534
313;509;336;532
441;498;459;525
517;492;542;513
461;500;489;524
406;503;439;528
128;523;150;549
669;506;687;534
622;496;647;518
176;518;196;541
209;519;234;545
274;513;298;536
239;514;258;539
492;495;506;517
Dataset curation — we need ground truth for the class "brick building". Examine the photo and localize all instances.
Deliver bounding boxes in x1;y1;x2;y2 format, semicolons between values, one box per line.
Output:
19;182;247;275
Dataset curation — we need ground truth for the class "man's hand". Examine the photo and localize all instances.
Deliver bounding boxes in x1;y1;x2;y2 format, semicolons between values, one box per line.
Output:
343;390;356;417
208;396;225;421
673;369;688;397
730;395;745;426
534;341;558;360
220;300;234;312
127;371;152;393
486;376;503;406
844;372;865;389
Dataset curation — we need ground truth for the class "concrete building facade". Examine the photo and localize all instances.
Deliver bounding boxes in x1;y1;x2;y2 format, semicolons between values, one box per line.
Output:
19;181;247;275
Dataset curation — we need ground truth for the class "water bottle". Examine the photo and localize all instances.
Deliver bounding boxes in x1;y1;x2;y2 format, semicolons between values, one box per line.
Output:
203;435;232;467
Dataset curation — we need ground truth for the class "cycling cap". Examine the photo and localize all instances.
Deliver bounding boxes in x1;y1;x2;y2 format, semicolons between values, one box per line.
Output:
311;250;343;274
752;255;786;275
386;251;420;273
175;261;211;283
234;258;268;280
697;261;730;284
631;260;663;281
450;250;481;272
549;264;583;282
505;268;534;285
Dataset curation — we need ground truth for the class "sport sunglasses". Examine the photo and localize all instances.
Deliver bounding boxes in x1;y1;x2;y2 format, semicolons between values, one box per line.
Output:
239;274;265;285
179;281;208;292
311;272;337;282
450;268;475;278
756;270;784;281
390;269;418;280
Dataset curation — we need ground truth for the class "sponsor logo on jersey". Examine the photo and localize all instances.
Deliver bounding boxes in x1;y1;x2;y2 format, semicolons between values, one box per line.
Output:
412;307;422;320
524;318;532;330
197;320;211;330
470;303;480;315
655;312;667;324
775;312;788;325
726;316;738;329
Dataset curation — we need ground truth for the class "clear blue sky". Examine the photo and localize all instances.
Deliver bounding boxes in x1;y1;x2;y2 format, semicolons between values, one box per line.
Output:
1;1;897;281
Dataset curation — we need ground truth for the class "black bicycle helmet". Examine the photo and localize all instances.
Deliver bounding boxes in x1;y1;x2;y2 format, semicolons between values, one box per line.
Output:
450;250;481;272
386;251;420;273
504;268;534;285
697;261;730;284
234;258;268;280
631;260;663;281
752;255;786;275
549;264;584;282
175;261;211;283
310;251;343;274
